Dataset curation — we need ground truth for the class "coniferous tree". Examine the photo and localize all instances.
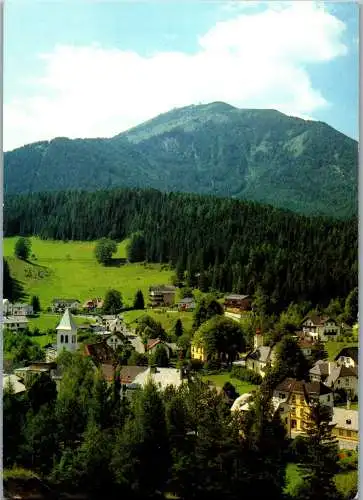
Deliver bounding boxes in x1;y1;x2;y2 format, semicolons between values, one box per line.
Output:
31;295;41;313
133;289;145;310
296;404;342;500
173;318;184;338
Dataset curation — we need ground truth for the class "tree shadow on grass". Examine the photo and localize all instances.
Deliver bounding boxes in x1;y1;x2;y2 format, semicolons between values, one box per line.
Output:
104;258;128;267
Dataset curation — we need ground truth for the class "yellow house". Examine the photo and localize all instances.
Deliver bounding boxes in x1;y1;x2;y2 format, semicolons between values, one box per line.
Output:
272;378;334;437
191;343;207;362
331;408;359;450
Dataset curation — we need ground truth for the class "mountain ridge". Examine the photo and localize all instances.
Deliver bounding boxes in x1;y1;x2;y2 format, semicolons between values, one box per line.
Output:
4;102;358;218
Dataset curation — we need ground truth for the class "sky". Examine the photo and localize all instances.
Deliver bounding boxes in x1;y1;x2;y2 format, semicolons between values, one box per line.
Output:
4;0;359;152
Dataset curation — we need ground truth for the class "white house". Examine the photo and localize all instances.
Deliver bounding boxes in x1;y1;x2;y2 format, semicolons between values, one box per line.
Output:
301;315;341;341
245;332;276;378
3;316;29;331
12;303;34;317
334;347;358;369
133;367;184;391
104;332;127;351
3;298;11;316
56;308;78;354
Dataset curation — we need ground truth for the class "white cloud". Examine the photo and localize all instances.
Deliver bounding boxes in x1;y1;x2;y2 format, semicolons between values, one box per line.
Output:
4;1;348;151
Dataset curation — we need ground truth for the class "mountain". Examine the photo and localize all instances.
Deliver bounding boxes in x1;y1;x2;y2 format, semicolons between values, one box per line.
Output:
4;102;358;217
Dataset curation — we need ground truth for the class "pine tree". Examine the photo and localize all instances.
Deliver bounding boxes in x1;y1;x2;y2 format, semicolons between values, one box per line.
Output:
30;295;41;313
296;403;342;500
173;318;184;338
133;289;145;310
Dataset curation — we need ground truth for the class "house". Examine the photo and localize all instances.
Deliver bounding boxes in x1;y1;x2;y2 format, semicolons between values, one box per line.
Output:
272;378;333;437
14;362;58;381
82;297;104;311
52;298;80;313
149;285;176;308
145;338;173;359
325;364;358;399
177;297;196;312
331;408;359;450
301;315;341;341
56;309;78;355
126;334;145;354
104;332;127;352
119;365;148;385
3;374;26;394
3;316;29;331
335;347;359;369
133;366;185;391
84;341;119;382
245;332;276;378
191;342;207;362
224;294;252;314
11;303;34;317
297;337;314;358
309;360;332;383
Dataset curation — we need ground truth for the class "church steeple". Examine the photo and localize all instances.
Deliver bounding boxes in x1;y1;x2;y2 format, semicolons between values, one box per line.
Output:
56;308;78;354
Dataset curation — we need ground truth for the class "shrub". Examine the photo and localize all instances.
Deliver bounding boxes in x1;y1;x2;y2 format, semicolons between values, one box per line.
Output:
230;366;262;385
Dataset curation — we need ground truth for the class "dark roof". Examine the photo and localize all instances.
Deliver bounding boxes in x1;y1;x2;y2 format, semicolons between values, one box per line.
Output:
326;364;358;386
302;315;336;326
225;294;250;300
309;360;330;377
178;298;195;304
334;347;358;364
275;377;332;398
84;341;117;365
149;285;176;292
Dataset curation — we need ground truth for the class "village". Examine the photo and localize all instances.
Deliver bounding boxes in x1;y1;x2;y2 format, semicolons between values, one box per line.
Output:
3;285;359;453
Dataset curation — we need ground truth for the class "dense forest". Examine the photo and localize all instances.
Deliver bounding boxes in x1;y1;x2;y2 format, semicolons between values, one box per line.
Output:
4;102;358;218
4;188;358;311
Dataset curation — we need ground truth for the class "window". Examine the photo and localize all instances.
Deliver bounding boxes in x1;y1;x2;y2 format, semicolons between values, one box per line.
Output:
65;335;69;343
61;335;64;343
72;335;76;343
346;419;351;425
291;395;296;403
327;395;330;402
338;380;340;385
339;429;344;436
346;430;352;437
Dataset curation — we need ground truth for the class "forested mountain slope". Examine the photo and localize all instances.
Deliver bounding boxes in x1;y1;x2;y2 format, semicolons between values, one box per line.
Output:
4;102;358;218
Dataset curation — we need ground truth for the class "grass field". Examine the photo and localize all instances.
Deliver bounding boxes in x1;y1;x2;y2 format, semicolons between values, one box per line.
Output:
123;308;194;334
325;341;359;361
285;463;357;497
201;372;257;395
4;237;173;310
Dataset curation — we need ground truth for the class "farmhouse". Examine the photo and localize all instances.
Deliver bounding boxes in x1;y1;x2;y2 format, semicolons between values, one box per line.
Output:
224;294;252;314
301;315;341;341
4;316;29;331
145;338;174;358
331;408;359;450
334;347;359;369
52;298;80;313
272;378;333;437
325;364;358;398
11;302;34;317
84;341;119;383
149;285;176;308
104;332;128;351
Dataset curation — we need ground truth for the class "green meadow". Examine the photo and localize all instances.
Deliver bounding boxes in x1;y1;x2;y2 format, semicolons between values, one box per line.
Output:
325;341;359;361
4;237;174;310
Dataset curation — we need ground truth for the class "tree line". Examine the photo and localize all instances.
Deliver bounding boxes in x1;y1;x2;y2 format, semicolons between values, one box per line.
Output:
4;188;358;311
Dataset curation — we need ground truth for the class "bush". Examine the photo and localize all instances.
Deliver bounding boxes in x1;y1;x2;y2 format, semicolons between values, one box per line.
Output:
289;435;309;461
203;359;222;371
338;451;358;472
188;359;204;371
230;366;262;385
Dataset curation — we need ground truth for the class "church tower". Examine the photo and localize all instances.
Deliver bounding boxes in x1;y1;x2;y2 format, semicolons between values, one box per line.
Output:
56;308;78;355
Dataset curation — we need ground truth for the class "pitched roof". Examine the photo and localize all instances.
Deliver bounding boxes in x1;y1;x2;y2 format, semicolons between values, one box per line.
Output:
247;346;273;364
3;374;26;394
56;309;77;331
149;285;176;292
309;360;330;377
302;314;336;326
332;408;358;431
225;294;250;300
84;341;117;365
133;367;183;390
4;316;28;323
146;338;163;351
178;297;195;304
334;347;359;365
119;365;148;384
325;364;358;387
275;377;332;398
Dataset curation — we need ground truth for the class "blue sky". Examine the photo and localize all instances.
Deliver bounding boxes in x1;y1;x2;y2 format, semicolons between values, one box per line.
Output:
4;1;358;151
